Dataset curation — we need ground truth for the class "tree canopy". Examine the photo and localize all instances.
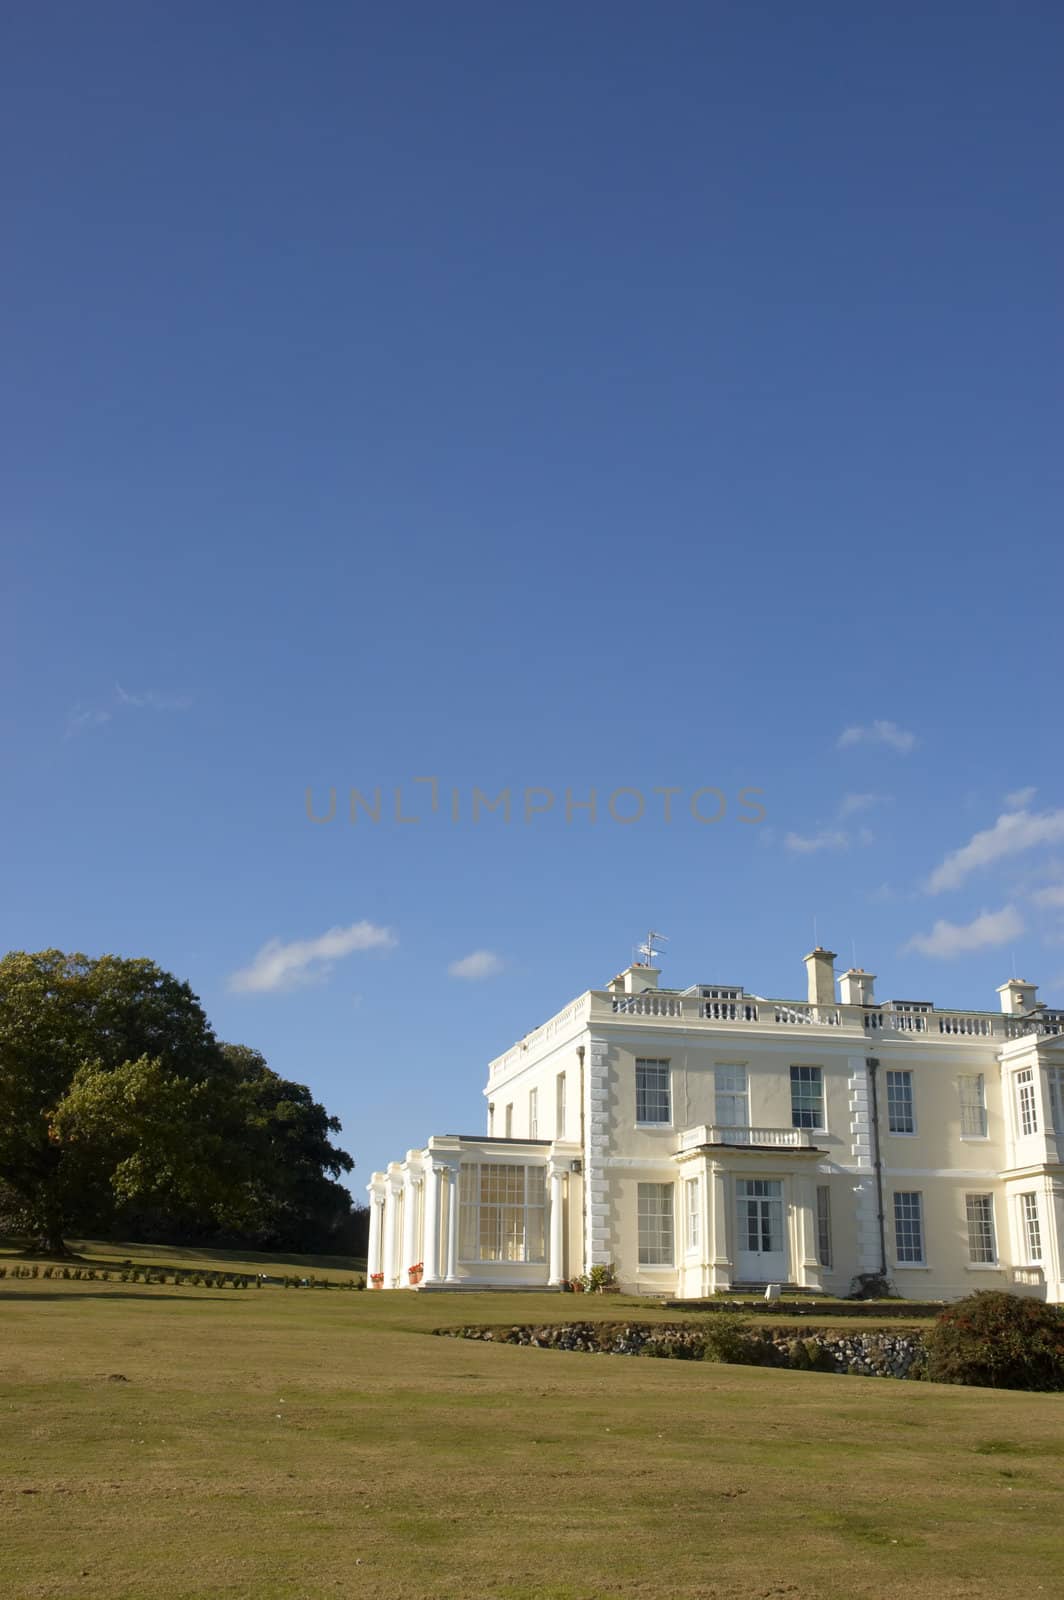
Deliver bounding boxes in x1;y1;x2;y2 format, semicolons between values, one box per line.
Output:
0;949;361;1254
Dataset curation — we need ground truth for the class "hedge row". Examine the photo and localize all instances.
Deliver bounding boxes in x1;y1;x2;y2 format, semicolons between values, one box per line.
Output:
0;1262;365;1289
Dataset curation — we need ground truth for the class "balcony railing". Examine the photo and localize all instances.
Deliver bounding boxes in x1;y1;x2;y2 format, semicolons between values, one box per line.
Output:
678;1124;815;1152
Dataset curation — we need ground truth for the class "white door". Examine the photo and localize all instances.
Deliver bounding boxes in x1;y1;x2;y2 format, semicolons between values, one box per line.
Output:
735;1179;787;1282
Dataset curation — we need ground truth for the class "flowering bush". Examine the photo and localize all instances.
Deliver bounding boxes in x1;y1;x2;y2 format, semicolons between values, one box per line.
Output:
580;1263;618;1293
925;1291;1064;1390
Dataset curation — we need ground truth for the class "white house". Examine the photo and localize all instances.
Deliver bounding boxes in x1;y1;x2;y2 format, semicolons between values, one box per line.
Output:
366;947;1064;1301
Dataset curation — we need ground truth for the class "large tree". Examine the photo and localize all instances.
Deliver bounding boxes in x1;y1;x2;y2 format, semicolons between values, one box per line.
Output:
0;950;230;1250
218;1044;356;1252
0;949;359;1255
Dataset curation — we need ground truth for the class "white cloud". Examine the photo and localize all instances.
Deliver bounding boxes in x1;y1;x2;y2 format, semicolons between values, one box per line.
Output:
1032;885;1064;909
115;683;193;712
784;829;850;855
65;683;192;737
837;721;915;754
448;949;504;980
927;807;1064;893
65;706;113;738
904;905;1024;960
839;792;887;818
1005;786;1037;810
229;920;396;993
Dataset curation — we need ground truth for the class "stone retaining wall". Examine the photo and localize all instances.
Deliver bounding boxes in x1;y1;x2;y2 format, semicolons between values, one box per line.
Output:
435;1321;928;1379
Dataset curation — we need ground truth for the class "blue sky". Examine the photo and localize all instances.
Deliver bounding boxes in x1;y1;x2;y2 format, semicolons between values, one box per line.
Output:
3;2;1062;1187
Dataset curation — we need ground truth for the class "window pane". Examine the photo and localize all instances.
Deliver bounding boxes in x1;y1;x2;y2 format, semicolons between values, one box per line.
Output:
459;1163;546;1263
715;1065;748;1129
886;1070;915;1134
636;1060;671;1124
959;1075;987;1138
790;1065;824;1129
637;1182;674;1264
893;1191;924;1263
736;1179;783;1253
685;1178;700;1253
1016;1068;1038;1136
965;1194;996;1263
1022;1193;1042;1262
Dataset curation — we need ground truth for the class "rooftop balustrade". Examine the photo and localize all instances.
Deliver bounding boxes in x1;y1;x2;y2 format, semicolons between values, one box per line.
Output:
486;988;1064;1081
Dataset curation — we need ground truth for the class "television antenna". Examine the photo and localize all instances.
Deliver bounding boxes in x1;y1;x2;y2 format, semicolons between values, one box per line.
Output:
637;930;668;967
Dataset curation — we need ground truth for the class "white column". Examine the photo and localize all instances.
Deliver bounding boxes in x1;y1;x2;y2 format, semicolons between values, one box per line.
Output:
584;1037;611;1267
402;1174;421;1287
710;1165;731;1292
444;1165;460;1283
793;1172;823;1292
1041;1176;1064;1303
422;1166;441;1283
368;1192;385;1282
382;1179;399;1288
548;1168;566;1285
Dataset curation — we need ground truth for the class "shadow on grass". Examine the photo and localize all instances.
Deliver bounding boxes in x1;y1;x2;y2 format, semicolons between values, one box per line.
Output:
74;1240;367;1272
0;1290;233;1303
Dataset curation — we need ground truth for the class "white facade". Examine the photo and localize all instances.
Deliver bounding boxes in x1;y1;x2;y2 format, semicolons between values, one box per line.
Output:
367;948;1064;1301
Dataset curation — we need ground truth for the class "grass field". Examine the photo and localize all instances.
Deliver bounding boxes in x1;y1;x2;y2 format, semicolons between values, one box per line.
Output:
1;1242;1062;1600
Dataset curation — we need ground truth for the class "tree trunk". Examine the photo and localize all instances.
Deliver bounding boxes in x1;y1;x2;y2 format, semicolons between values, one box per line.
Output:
35;1196;72;1257
39;1233;72;1257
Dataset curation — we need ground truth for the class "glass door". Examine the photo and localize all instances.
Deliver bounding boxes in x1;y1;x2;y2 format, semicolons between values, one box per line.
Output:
735;1178;787;1281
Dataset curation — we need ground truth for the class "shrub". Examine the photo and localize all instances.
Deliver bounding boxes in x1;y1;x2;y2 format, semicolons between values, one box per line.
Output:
789;1337;836;1373
849;1272;898;1300
645;1333;705;1360
925;1292;1064;1391
701;1314;776;1367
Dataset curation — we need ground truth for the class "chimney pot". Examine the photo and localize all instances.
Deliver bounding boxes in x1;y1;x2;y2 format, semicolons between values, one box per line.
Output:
839;967;876;1006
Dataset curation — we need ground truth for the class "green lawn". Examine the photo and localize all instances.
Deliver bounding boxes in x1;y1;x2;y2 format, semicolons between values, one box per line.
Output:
1;1242;1061;1600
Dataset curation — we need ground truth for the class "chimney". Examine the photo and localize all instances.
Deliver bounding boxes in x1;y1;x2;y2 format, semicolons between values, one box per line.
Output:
607;964;660;996
839;967;876;1006
803;947;837;1008
997;978;1038;1016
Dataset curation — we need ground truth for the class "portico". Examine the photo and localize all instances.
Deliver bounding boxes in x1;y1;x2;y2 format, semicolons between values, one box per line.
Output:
673;1130;826;1297
367;1135;581;1289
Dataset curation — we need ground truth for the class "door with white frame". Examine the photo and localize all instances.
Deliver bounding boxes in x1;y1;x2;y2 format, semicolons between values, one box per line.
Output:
735;1178;788;1282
